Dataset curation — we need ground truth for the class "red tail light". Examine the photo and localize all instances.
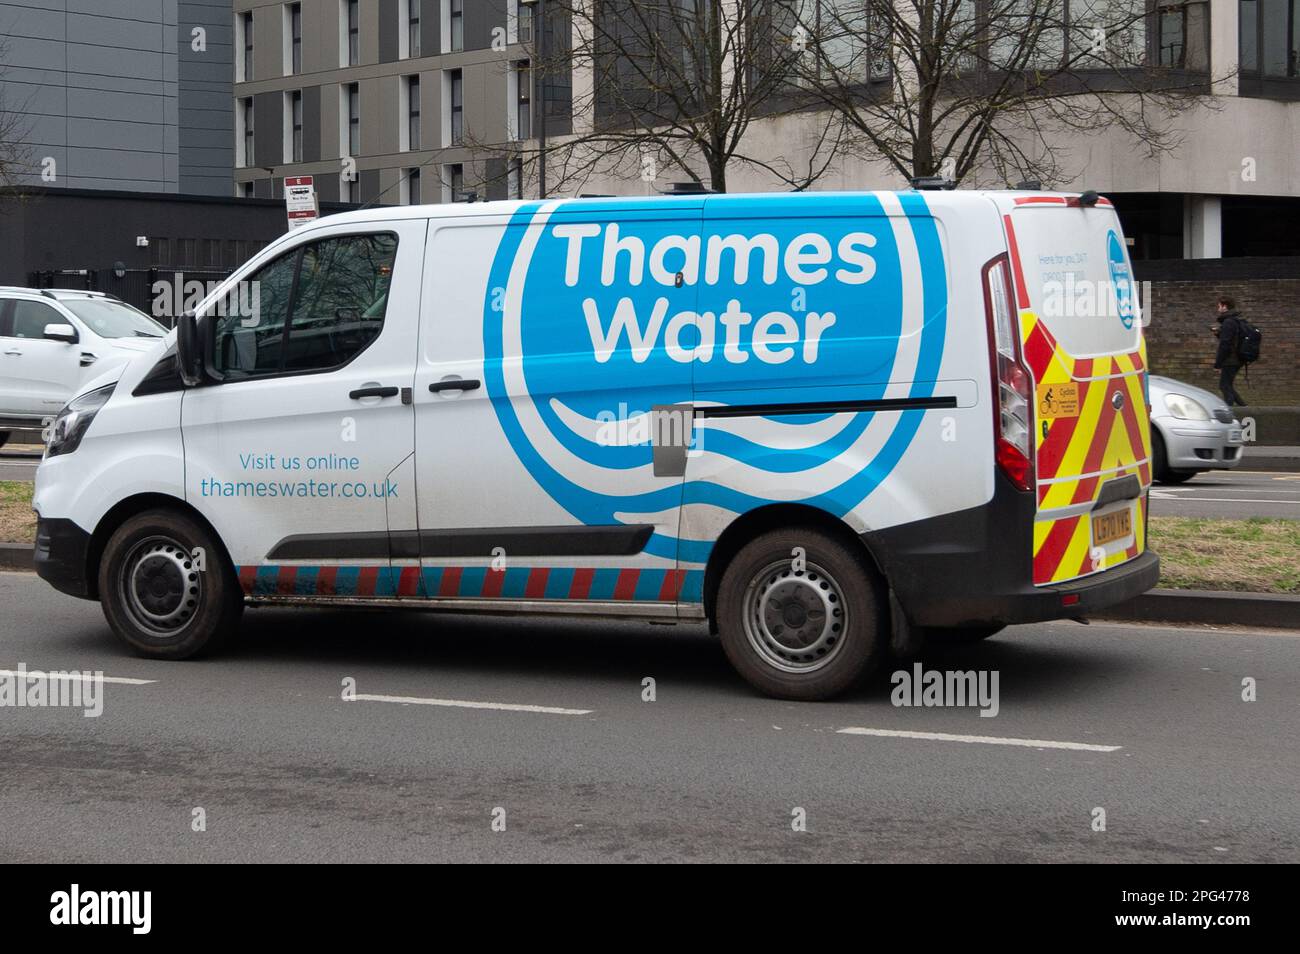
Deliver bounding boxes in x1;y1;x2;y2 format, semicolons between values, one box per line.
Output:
983;254;1035;492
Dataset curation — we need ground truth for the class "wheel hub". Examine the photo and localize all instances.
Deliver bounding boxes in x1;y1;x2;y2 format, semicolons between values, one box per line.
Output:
122;538;201;637
743;560;847;673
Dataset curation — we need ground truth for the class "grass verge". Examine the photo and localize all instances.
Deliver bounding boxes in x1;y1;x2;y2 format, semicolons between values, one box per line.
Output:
1148;516;1299;594
0;481;36;544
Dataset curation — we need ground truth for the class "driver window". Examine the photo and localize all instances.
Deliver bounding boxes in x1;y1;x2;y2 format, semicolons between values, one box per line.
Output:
212;250;295;376
211;232;397;378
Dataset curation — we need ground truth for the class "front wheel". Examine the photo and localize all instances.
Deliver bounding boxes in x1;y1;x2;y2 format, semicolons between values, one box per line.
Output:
98;510;243;659
716;527;886;700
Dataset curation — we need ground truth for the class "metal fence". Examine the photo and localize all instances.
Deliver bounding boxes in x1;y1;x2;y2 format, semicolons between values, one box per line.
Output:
28;267;234;328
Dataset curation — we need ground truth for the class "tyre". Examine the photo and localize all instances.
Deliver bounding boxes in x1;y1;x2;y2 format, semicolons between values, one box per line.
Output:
98;509;243;659
927;624;1005;644
716;527;886;700
1152;431;1196;484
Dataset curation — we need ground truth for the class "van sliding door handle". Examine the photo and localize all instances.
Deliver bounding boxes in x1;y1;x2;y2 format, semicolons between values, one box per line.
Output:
429;379;481;393
349;386;399;400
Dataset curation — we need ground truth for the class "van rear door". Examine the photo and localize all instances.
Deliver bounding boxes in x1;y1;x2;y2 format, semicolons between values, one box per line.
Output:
995;194;1151;586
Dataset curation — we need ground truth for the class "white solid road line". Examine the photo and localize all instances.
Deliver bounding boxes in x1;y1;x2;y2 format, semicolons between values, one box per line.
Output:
837;726;1121;752
0;668;156;685
1151;495;1297;504
352;692;592;715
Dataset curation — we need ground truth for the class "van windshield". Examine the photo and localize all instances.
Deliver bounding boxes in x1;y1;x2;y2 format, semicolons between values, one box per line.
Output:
60;299;167;339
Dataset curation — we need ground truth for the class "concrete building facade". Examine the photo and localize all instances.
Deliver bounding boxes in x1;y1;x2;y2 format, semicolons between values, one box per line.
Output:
1;0;234;195
231;0;568;204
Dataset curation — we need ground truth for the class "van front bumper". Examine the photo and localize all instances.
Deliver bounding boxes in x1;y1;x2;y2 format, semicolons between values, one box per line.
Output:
34;516;95;600
863;472;1160;629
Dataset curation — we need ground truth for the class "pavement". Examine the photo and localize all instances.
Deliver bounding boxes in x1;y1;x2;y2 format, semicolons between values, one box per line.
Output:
1;571;1296;863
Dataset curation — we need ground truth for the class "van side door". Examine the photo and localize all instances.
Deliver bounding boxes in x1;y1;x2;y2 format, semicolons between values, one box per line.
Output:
182;219;427;597
410;203;702;611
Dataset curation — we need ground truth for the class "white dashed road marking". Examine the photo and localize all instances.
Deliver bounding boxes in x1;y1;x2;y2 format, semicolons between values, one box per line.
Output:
0;668;156;686
837;726;1121;752
352;693;592;715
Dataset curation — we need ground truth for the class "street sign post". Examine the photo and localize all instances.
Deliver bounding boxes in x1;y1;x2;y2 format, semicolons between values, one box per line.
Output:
285;175;319;229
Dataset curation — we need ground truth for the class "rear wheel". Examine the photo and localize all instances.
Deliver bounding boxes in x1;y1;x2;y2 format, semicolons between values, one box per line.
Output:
716;527;886;700
98;510;243;659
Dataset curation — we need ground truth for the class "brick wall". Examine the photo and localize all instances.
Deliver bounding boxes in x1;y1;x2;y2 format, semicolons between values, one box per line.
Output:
1143;278;1300;406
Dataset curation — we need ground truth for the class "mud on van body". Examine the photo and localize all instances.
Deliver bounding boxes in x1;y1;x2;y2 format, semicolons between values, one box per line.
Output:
33;190;1158;700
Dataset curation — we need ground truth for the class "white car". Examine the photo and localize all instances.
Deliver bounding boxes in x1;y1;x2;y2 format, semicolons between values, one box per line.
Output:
0;288;167;446
1147;375;1244;484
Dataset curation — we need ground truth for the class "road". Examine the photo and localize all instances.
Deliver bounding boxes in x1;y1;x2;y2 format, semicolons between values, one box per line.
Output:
1150;470;1300;519
0;571;1296;863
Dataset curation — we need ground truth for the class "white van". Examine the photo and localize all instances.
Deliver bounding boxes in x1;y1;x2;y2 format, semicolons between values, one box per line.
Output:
33;191;1159;699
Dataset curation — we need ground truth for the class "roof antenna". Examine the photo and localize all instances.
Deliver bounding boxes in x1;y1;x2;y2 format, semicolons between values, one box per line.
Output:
1079;190;1100;207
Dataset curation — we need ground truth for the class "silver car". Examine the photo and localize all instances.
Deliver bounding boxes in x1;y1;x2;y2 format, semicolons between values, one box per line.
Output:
1148;375;1243;484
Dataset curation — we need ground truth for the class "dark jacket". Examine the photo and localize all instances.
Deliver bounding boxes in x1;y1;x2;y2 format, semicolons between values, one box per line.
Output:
1215;311;1243;368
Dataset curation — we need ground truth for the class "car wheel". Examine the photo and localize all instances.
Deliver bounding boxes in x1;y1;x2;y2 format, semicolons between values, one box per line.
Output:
716;527;886;700
1151;431;1195;484
98;509;243;659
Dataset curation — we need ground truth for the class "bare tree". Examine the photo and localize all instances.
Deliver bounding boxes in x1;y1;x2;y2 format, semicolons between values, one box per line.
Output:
502;0;846;194
0;37;34;191
782;0;1220;186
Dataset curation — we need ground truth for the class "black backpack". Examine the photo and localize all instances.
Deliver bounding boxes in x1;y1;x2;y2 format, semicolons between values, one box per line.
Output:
1236;317;1263;364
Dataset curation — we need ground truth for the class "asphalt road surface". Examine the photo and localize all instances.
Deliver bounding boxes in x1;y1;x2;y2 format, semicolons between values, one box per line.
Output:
1150;471;1300;520
1;571;1295;863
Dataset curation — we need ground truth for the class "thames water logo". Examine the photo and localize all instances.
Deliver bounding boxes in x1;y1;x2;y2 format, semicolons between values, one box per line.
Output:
1107;230;1135;330
50;885;151;934
482;196;949;564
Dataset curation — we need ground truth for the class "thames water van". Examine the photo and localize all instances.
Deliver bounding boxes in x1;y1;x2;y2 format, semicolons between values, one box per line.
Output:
33;191;1158;699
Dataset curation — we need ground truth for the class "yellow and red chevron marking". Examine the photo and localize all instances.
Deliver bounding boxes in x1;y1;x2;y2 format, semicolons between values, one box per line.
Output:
1004;215;1152;585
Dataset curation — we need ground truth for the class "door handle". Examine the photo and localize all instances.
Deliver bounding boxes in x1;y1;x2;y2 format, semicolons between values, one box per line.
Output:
429;378;481;393
3;349;21;356
349;385;399;400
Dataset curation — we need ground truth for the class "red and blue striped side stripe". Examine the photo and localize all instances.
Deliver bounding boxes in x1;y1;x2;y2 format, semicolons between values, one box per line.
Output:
238;564;705;603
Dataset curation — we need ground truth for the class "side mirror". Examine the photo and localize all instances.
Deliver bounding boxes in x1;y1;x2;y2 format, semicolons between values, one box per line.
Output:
43;323;78;344
176;311;204;387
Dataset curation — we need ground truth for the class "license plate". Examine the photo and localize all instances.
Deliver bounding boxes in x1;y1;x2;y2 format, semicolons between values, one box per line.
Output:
1091;508;1132;547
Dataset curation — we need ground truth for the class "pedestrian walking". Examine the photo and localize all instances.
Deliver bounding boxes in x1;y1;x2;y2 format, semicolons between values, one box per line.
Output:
1212;297;1247;407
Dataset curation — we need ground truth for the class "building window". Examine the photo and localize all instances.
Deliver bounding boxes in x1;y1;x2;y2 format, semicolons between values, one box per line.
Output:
407;0;422;57
407;76;421;150
1240;0;1300;96
286;3;302;75
287;90;303;162
240;97;254;167
347;0;360;66
518;0;536;44
407;168;422;205
448;69;463;144
445;162;464;202
347;83;361;155
450;0;464;52
238;11;254;82
513;60;531;140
